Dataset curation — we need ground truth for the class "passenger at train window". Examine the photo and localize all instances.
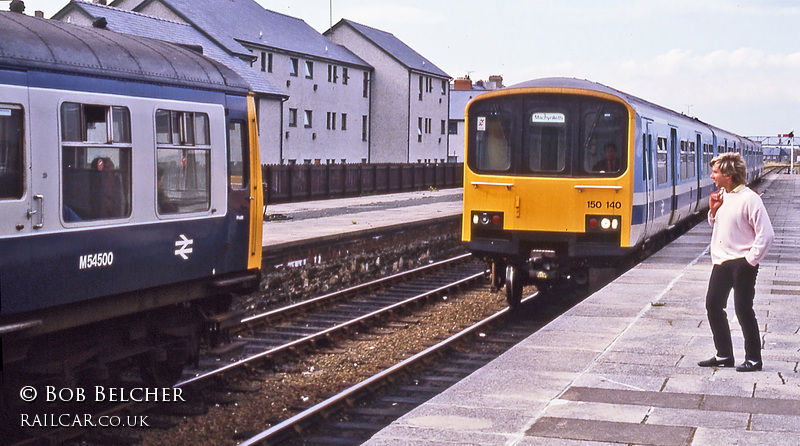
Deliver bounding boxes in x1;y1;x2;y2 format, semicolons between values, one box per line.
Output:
592;143;620;172
90;157;123;219
157;167;178;214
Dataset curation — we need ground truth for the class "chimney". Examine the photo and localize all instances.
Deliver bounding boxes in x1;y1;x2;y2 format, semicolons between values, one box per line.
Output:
488;75;504;88
35;10;44;17
453;76;473;91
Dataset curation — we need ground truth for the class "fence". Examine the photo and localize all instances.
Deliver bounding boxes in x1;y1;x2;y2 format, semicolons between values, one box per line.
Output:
262;162;463;204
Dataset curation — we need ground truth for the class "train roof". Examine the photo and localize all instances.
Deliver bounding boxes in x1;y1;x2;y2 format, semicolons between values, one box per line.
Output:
508;78;685;118
507;77;756;146
0;11;250;94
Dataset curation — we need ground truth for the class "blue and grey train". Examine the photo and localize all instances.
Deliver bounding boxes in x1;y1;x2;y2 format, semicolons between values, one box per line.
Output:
462;78;763;307
0;11;263;389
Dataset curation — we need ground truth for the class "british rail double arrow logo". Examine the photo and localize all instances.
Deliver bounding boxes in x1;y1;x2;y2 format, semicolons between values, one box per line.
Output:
174;234;194;260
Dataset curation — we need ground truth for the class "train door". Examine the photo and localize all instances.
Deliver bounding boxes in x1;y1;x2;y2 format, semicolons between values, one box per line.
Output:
668;127;680;226
642;120;655;236
693;133;702;212
0;81;32;235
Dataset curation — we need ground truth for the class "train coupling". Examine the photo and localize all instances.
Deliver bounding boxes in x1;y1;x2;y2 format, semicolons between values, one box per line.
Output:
204;309;246;348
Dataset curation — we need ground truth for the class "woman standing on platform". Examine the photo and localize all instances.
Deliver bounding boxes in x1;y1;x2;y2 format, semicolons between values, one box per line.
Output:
698;153;774;372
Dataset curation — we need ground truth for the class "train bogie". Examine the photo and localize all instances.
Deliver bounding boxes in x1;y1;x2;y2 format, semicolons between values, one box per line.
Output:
463;78;763;307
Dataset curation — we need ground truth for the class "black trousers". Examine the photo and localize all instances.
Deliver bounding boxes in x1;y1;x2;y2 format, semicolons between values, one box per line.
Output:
705;258;761;362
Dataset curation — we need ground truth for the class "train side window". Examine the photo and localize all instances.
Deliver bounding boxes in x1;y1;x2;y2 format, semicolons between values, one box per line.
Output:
228;120;248;190
474;113;512;171
656;137;668;184
0;105;24;200
687;141;696;178
60;102;132;222
679;140;688;180
155;109;211;215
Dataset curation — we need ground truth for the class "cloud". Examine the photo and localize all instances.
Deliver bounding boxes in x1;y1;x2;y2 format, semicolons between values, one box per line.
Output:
338;4;447;28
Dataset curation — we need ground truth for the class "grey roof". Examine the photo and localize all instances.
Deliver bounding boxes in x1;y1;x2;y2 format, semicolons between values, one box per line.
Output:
53;1;285;97
449;89;487;120
330;19;449;79
131;0;370;69
0;10;248;93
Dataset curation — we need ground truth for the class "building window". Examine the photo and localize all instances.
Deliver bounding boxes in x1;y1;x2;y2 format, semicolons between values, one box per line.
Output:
418;117;423;142
290;58;298;77
362;72;369;98
304;110;313;128
441;120;446;135
342;67;349;85
326;112;336;130
288;108;297;127
260;52;266;72
267;53;273;73
341;113;347;131
418;76;423;101
448;120;458;134
305;61;314;79
441;79;447;95
361;115;368;142
327;65;339;83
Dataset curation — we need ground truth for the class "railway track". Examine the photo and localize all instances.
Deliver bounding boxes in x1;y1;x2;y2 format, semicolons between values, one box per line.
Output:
7;254;487;446
180;253;484;385
238;284;589;446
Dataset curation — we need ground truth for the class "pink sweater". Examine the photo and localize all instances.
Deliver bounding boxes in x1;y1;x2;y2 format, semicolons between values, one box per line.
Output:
708;186;774;266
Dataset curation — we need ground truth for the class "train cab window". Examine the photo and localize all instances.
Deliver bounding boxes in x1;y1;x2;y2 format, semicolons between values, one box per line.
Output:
228;120;248;190
581;104;626;176
155;109;211;215
473;112;512;171
527;112;567;172
0;105;24;200
60;102;132;222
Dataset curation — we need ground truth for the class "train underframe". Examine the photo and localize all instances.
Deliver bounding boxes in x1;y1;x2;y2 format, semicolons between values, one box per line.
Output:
468;233;632;308
1;270;259;400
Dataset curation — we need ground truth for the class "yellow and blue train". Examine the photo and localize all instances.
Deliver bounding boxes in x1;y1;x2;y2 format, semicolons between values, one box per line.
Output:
0;12;263;389
462;78;762;307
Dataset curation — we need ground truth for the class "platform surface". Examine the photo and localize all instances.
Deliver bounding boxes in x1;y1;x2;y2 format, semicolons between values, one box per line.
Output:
363;172;800;445
262;188;463;248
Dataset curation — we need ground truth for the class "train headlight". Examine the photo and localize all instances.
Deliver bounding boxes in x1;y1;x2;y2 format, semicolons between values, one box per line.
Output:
585;215;622;233
471;211;505;236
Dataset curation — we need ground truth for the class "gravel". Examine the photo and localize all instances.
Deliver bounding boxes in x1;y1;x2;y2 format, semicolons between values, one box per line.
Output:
136;286;506;446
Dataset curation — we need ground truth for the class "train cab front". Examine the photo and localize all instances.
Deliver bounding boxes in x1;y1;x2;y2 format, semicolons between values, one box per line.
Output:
461;83;634;308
